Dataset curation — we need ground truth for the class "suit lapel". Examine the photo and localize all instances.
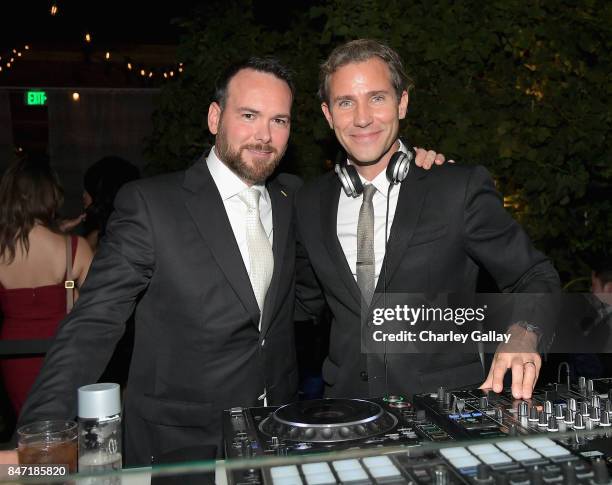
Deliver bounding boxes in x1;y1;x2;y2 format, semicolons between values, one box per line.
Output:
182;160;261;328
321;175;363;308
373;165;429;306
259;178;291;336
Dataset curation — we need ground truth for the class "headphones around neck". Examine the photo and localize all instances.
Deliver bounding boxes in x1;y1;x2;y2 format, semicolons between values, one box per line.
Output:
334;141;415;198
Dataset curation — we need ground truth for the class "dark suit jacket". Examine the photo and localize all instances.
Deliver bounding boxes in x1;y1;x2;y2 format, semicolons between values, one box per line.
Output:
19;159;300;465
295;163;560;399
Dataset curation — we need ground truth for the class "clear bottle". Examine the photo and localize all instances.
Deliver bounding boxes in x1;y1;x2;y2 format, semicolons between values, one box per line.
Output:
77;383;122;483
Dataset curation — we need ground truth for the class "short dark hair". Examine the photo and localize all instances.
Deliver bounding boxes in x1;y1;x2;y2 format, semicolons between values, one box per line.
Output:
214;57;295;108
0;155;63;263
319;39;412;104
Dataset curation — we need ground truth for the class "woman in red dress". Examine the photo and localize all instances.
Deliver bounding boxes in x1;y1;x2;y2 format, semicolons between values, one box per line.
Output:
0;156;93;416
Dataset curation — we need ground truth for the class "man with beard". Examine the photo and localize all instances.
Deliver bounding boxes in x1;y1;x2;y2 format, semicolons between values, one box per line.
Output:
15;57;445;465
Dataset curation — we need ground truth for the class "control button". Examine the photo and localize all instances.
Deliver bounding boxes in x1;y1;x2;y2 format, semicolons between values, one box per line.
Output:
339;426;351;438
507;449;541;461
362;456;393;468
478;452;512;465
320;427;333;439
440;446;471;459
524;437;556;448
538;446;570;458
366;464;402;480
529;405;539;422
448;455;481;468
271;465;301;479
469;444;498;455
600;411;611;427
334;467;369;483
332;459;362;471
271;476;303;485
497;441;528;452
304;428;316;440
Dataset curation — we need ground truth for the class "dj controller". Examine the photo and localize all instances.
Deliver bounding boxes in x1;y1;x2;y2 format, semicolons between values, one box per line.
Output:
223;377;612;484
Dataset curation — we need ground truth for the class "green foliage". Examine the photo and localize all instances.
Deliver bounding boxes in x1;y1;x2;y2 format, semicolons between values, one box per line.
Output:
145;0;611;283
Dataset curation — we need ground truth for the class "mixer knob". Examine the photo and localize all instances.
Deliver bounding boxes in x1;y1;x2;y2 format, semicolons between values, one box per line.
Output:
476;463;492;482
554;404;564;420
580;401;589;416
529;406;539;422
590;406;601;422
518;401;528;417
592;458;610;484
562;461;577;485
433;465;449;485
529;465;543;485
564;408;574;424
592;395;601;409
495;408;503;421
578;376;586;390
567;397;577;412
587;379;595;395
600;411;611;427
437;387;446;401
547;416;559;432
606;400;612;414
538;410;548;427
573;413;585;429
479;396;489;409
544;400;553;415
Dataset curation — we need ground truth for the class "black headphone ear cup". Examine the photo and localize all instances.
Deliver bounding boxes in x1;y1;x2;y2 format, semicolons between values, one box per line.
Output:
344;164;363;196
386;148;415;184
335;161;363;197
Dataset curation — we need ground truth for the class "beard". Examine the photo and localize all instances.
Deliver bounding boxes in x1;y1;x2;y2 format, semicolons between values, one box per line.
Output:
215;121;285;185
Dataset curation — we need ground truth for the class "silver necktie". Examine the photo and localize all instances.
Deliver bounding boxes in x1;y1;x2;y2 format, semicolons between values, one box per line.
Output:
357;184;376;304
239;188;274;318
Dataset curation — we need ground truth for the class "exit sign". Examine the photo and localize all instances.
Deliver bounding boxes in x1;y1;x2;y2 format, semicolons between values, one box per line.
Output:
25;90;47;106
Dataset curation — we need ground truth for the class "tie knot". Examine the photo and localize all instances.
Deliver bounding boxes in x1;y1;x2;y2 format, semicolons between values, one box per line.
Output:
239;187;261;210
362;184;376;203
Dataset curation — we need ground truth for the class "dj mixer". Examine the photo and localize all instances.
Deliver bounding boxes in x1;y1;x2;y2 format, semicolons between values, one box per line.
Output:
223;377;612;484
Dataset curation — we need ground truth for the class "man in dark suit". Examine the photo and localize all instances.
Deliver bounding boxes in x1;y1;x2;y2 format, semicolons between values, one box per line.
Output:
295;39;560;402
14;56;444;465
17;58;302;466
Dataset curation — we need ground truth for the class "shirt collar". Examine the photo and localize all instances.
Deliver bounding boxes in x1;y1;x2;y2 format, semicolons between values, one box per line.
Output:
206;147;268;202
351;139;408;199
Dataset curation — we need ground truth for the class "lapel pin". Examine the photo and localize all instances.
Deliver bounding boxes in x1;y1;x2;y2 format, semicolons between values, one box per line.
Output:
280;190;288;197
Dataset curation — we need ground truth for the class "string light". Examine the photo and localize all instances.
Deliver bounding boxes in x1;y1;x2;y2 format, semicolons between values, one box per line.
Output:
50;3;58;16
127;62;132;70
24;45;29;50
140;68;146;76
84;33;91;43
105;51;110;60
72;92;80;101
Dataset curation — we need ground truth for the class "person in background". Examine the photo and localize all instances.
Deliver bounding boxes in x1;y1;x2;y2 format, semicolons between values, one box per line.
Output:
81;156;141;251
0;156;93;416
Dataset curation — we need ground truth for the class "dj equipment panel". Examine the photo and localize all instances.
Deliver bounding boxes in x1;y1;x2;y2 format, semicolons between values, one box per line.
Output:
223;377;612;484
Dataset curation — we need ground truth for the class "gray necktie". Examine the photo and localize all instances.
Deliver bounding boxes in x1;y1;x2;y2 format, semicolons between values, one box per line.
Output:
239;188;274;318
357;184;376;304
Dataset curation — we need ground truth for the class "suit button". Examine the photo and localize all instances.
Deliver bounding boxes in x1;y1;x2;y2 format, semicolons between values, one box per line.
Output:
360;371;368;381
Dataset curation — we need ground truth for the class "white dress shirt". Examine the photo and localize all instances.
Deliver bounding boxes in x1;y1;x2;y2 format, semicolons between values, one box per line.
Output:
207;147;272;404
206;147;273;279
337;140;409;287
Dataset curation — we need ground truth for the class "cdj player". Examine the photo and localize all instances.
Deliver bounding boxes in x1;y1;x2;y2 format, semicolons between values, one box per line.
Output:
223;377;612;484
